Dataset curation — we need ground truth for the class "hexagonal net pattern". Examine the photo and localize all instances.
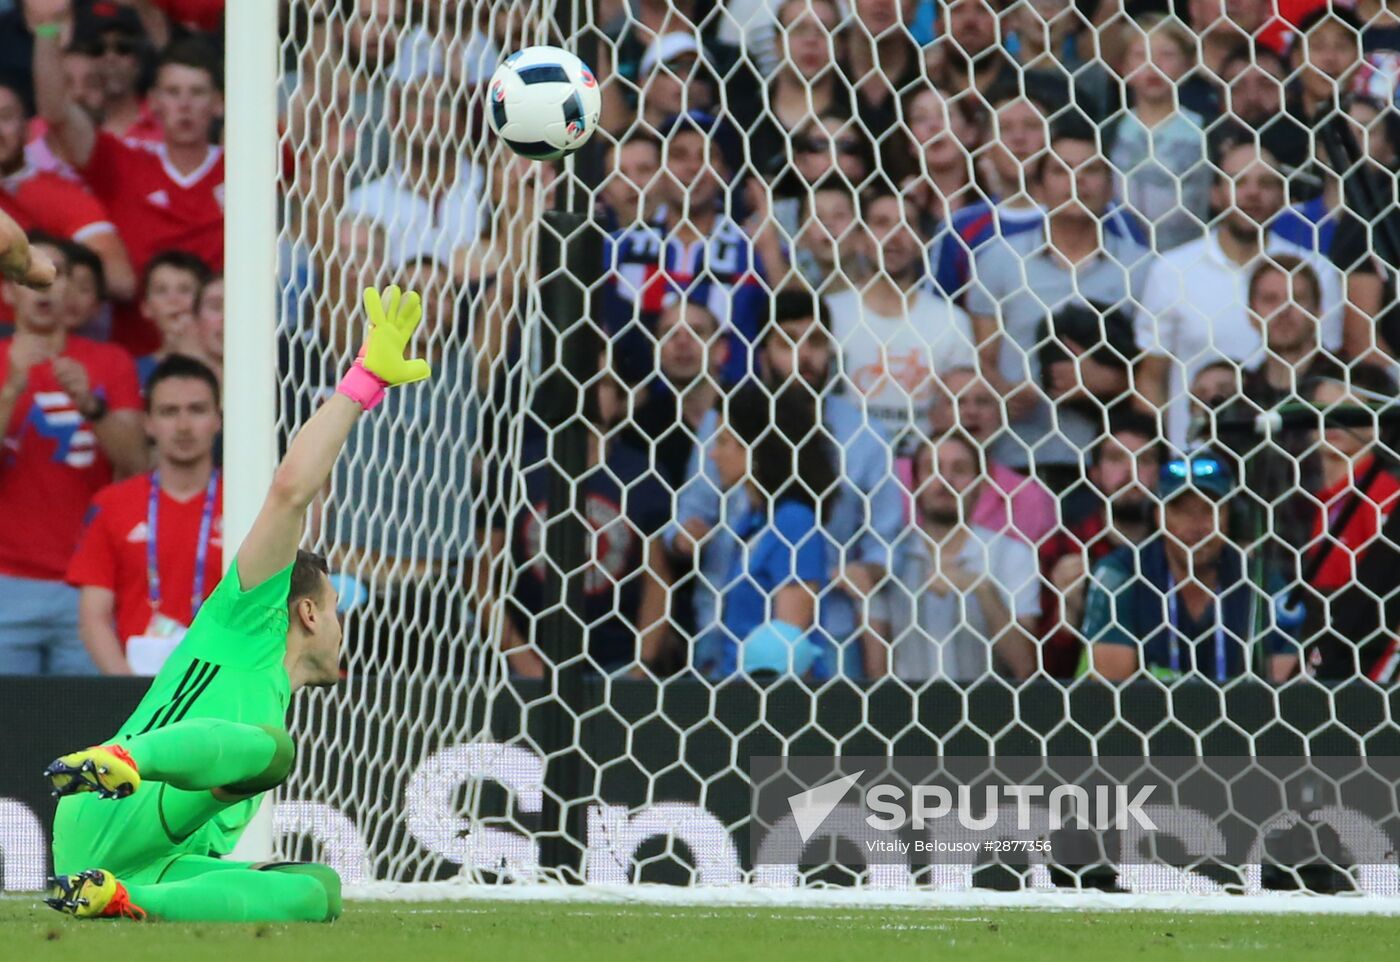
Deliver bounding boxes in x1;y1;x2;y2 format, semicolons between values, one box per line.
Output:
272;0;1400;897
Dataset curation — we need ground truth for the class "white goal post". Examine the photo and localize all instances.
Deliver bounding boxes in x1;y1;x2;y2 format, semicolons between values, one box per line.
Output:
224;0;281;864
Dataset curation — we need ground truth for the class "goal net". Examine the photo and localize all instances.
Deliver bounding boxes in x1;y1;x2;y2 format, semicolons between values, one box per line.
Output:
272;0;1400;903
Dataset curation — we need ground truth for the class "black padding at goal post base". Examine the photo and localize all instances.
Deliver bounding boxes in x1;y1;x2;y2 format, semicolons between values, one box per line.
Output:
4;676;1399;886
534;206;597;883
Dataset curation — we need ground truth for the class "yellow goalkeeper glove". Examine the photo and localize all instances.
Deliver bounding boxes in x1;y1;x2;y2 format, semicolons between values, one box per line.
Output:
337;285;432;409
362;284;432;385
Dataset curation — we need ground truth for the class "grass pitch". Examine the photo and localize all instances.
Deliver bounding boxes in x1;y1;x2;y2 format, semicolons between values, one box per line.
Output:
2;896;1397;961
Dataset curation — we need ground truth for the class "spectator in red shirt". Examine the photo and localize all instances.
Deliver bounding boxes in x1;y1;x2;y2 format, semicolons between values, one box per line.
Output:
134;248;210;385
0;81;135;307
68;354;221;675
30;4;224;353
0;225;145;675
1297;364;1400;683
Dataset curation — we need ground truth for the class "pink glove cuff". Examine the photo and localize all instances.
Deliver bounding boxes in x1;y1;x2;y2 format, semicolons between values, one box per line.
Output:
336;361;389;410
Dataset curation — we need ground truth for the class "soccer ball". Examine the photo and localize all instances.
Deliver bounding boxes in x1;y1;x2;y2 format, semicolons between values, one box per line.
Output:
487;46;602;161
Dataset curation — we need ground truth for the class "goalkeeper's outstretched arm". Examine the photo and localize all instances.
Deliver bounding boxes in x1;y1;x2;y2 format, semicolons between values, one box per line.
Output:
238;286;431;590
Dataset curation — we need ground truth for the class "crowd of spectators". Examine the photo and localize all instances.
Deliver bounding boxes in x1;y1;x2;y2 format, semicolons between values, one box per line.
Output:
3;0;1400;690
0;0;225;676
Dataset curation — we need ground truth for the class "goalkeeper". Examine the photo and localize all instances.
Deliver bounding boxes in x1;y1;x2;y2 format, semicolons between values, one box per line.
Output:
42;285;432;923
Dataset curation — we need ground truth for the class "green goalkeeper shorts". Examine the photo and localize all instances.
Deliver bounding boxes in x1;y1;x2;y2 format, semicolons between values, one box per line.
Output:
52;780;261;883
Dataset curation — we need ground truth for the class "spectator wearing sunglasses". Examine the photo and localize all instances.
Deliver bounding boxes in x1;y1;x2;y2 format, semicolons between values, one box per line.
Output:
1083;453;1297;683
785;114;874;191
71;4;162;145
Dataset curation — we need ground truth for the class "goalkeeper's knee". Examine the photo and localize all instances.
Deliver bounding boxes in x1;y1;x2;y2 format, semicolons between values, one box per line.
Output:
222;727;296;796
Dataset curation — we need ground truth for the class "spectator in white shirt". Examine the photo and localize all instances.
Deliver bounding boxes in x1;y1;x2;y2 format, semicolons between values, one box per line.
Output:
1134;130;1343;447
344;69;481;266
878;430;1040;682
390;7;503;88
823;184;975;451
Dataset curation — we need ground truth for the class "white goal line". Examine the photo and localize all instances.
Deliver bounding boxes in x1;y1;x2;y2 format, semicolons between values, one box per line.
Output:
344;881;1400;917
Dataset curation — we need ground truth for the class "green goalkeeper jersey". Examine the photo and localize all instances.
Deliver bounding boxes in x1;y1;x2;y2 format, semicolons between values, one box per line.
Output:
120;557;295;738
53;559;295;877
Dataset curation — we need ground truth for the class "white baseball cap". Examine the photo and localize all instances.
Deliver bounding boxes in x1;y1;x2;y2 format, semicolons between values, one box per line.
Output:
640;33;701;75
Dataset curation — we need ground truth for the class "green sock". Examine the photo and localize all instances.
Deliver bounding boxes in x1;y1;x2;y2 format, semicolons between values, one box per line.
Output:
123;719;294;794
125;866;338;923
